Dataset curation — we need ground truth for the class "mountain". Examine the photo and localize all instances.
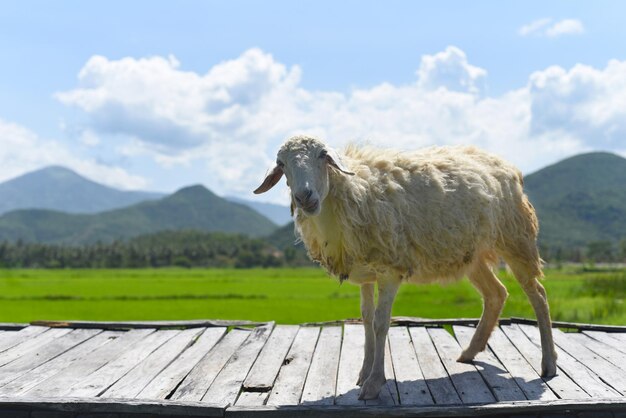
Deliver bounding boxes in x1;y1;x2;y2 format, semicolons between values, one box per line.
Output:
0;185;277;244
0;166;165;215
226;196;291;226
524;152;626;250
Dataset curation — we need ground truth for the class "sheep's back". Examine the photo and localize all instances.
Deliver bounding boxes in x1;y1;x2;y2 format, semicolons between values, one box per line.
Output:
325;145;526;281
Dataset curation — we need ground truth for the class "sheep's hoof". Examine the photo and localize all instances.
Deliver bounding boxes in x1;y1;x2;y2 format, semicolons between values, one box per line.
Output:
456;349;476;363
541;355;557;378
356;368;370;386
358;375;385;400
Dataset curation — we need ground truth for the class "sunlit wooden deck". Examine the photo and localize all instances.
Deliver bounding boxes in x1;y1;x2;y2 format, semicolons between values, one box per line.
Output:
0;318;624;417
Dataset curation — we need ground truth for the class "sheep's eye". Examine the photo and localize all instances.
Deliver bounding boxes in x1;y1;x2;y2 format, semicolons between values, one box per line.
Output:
319;150;327;159
276;160;284;167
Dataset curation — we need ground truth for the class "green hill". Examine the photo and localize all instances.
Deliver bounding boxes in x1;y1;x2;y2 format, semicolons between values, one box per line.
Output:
0;166;164;215
0;185;277;244
524;152;626;251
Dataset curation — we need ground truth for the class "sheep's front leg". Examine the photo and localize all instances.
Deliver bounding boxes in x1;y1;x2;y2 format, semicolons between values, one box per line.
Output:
359;278;400;400
357;283;375;386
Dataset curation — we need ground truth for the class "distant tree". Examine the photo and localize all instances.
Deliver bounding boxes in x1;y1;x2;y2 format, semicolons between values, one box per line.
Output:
586;240;615;263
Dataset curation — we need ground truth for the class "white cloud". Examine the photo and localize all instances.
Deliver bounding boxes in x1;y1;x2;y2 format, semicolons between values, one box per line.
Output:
546;19;585;37
416;46;486;94
0;118;148;189
519;18;585;38
57;47;626;203
519;18;553;37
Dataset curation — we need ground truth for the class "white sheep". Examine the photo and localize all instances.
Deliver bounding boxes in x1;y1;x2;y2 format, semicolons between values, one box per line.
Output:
254;135;557;400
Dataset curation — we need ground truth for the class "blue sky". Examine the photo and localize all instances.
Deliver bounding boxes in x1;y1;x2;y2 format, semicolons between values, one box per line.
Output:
1;1;625;203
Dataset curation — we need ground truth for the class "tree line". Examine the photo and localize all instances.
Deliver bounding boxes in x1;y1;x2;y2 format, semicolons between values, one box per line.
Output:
0;229;624;269
0;230;312;269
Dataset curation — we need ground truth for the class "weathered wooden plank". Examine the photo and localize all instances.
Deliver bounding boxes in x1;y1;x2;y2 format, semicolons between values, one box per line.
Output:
486;327;556;401
202;323;274;407
583;330;626;354
453;325;526;402
408;326;462;405
550;328;626;395
387;326;433;406
567;332;626;371
67;329;180;397
517;324;621;398
102;328;204;399
0;329;100;387
500;325;587;400
235;391;269;407
137;327;227;399
0;326;48;353
427;327;495;404
30;319;267;330
171;329;250;402
0;323;27;331
0;331;121;396
0;328;71;368
243;325;299;391
267;327;320;406
225;397;626;418
510;317;626;332
24;329;155;397
0;396;225;417
334;324;364;406
300;326;342;405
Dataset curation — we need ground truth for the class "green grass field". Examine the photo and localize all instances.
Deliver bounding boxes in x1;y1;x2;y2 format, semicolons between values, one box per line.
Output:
0;267;624;325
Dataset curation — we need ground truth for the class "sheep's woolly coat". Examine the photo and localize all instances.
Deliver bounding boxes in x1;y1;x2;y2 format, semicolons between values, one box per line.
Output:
294;142;542;284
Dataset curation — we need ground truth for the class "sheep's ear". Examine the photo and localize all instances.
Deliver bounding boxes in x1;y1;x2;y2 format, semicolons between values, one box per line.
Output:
253;165;284;194
326;148;355;175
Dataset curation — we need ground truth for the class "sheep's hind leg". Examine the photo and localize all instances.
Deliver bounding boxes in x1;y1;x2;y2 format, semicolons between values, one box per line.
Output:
359;278;400;400
357;283;375;386
458;260;508;363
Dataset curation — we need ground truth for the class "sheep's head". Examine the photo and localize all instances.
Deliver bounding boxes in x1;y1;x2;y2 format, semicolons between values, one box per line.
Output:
254;135;354;216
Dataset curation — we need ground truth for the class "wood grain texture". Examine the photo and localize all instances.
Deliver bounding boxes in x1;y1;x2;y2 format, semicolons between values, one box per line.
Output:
0;329;100;387
202;323;274;407
24;329;155;398
567;332;626;371
102;328;204;399
452;326;526;402
0;331;121;396
171;329;250;402
517;324;620;398
267;327;320;406
387;326;433;406
334;324;364;406
67;330;180;397
408;326;461;405
486;327;556;401
0;328;71;368
500;325;587;400
427;327;495;404
583;330;626;354
0;326;48;354
551;327;626;395
300;326;342;405
137;327;227;400
243;325;299;391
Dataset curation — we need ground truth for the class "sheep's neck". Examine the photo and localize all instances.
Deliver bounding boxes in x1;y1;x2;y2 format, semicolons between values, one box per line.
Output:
306;199;350;278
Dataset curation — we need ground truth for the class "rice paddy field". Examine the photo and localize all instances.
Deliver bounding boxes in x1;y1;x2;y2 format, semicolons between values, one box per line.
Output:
0;266;624;325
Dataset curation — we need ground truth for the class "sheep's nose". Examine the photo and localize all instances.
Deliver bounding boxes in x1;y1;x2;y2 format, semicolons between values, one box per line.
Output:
294;188;313;206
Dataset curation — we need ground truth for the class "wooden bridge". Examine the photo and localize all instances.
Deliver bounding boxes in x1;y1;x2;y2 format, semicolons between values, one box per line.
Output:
0;318;624;417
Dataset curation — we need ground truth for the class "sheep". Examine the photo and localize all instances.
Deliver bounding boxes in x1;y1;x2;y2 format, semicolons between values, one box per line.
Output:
254;135;557;400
